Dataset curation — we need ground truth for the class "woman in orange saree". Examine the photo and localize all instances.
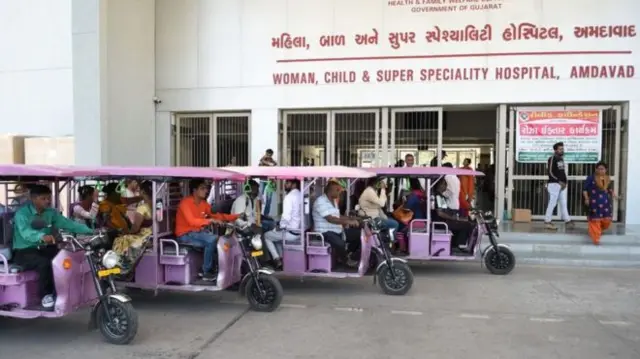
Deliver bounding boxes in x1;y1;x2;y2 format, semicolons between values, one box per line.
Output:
583;161;617;245
459;158;475;216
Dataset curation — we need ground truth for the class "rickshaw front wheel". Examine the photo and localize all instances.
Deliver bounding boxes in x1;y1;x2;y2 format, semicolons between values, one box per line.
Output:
484;246;516;275
246;274;283;312
97;300;139;345
378;262;413;296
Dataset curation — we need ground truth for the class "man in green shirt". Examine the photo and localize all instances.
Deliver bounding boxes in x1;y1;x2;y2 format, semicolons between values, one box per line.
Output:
12;185;94;310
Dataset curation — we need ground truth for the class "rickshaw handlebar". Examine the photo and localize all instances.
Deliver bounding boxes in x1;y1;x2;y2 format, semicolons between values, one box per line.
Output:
56;230;108;250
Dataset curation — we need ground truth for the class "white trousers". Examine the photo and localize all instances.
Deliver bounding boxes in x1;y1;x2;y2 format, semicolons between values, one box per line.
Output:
544;182;571;222
264;230;299;259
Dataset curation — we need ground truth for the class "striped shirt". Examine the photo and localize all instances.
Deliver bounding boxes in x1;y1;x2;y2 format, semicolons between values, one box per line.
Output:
312;194;342;234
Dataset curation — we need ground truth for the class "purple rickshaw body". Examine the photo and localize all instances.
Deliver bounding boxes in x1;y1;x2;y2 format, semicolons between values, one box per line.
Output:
67;165;249;293
0;165;110;319
366;166;495;263
226;166;397;282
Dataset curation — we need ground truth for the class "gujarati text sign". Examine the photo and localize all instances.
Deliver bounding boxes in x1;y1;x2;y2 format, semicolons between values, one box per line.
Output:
515;108;602;163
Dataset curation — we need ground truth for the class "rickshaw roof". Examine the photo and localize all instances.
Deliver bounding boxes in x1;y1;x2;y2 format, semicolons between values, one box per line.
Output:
57;165;245;180
225;166;376;179
366;167;485;177
0;164;109;180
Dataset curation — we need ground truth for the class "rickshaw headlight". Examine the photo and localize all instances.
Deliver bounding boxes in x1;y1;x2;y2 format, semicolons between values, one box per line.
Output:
101;250;120;269
250;235;263;250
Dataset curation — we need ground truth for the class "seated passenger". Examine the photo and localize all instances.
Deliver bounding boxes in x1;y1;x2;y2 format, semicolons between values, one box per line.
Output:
10;183;32;209
231;180;275;232
176;179;238;281
403;178;427;221
12;185;94;310
123;179;142;223
72;185;99;226
431;179;474;252
358;177;399;231
312;181;361;268
109;181;155;274
264;179;302;268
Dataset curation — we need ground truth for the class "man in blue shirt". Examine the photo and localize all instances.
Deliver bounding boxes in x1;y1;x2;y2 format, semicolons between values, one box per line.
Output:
312;181;361;268
12;185;94;310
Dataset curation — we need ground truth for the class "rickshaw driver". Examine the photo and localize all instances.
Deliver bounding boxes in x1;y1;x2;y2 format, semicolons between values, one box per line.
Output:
431;179;474;252
231;180;276;232
12;185;95;310
175;180;239;281
312;181;361;268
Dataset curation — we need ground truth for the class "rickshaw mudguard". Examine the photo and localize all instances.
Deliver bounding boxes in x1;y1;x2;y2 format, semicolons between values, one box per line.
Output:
88;294;132;330
238;269;275;296
375;257;408;274
480;244;511;267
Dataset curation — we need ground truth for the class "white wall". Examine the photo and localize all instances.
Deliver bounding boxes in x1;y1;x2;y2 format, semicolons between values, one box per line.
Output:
153;0;640;223
0;0;73;136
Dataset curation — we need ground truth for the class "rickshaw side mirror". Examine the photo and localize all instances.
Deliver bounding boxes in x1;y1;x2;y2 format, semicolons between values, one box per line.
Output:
31;218;48;230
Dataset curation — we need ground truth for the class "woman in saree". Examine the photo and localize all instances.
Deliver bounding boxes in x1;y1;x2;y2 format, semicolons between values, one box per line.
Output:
99;182;149;275
583;161;618;245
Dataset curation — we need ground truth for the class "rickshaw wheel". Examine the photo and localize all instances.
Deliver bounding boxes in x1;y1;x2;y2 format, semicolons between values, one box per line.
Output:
246;274;283;312
377;262;413;296
97;300;139;345
484;247;516;275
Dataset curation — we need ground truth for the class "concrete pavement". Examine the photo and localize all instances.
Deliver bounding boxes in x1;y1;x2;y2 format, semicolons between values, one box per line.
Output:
1;263;640;358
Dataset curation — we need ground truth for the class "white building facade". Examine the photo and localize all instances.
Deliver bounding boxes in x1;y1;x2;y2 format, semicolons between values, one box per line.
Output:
2;0;639;224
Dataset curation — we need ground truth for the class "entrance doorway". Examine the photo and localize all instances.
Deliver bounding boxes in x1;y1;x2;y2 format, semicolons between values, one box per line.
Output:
172;113;250;167
280;110;379;167
280;106;499;210
505;105;625;222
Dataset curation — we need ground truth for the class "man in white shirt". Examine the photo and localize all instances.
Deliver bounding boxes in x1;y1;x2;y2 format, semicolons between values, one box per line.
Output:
394;154;425;204
264;180;301;267
442;162;461;211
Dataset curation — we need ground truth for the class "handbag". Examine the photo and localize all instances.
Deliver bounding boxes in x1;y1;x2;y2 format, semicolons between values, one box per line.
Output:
392;205;414;225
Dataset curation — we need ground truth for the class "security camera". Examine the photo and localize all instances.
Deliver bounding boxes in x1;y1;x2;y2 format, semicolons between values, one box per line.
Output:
152;96;162;104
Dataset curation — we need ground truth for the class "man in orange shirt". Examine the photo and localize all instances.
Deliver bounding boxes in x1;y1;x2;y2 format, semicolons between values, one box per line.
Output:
175;179;239;281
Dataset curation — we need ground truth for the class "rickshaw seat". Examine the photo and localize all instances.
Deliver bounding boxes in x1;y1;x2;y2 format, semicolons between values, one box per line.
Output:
0;263;25;274
162;238;203;256
432;228;451;235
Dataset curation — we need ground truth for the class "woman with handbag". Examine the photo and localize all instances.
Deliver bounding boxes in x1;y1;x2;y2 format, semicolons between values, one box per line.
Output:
358;177;399;231
391;178;425;255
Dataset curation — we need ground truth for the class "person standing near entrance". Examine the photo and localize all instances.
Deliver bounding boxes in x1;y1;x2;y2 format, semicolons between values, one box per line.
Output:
442;163;461;211
430;151;447;167
459;158;475;217
544;142;573;230
393;154;415;202
583;161;617;245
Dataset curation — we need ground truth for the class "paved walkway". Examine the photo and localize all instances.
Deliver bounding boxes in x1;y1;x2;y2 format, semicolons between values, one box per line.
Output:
1;263;639;358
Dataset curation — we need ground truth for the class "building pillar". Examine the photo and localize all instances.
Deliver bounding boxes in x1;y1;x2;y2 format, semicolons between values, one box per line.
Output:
72;0;156;166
